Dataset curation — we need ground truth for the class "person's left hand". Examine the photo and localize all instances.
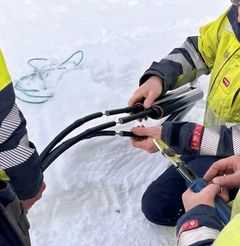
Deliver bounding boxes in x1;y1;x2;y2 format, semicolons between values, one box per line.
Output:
204;155;240;189
130;125;162;153
21;181;46;214
182;184;221;212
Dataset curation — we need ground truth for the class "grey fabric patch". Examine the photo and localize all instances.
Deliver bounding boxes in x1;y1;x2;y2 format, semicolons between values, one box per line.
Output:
181;40;209;77
4;197;31;245
164;53;194;86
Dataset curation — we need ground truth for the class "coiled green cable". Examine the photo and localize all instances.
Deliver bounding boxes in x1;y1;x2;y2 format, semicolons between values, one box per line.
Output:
14;50;84;104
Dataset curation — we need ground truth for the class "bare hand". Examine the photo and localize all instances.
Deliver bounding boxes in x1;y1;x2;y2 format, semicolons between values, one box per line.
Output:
21;181;46;214
182;184;220;212
204;156;240;188
130;125;162;153
128;76;163;109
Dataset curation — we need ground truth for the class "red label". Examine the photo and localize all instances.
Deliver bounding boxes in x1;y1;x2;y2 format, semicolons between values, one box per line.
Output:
223;77;230;88
178;219;199;236
191;124;203;151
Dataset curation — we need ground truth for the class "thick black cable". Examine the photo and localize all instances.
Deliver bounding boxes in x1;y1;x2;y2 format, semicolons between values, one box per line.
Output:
118;88;203;124
163;105;195;122
41;121;116;171
105;103;144;116
41;104;196;171
40;112;103;162
40;87;203;171
41;87;203;161
105;86;193;116
119;104;195;137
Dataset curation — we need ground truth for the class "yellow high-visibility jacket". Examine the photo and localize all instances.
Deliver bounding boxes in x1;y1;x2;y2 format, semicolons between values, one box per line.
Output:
140;4;240;246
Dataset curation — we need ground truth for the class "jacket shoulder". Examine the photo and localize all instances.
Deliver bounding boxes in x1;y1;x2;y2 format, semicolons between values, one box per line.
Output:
0;50;12;91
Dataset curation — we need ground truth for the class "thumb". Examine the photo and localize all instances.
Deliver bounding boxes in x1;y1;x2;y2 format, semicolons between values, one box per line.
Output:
201;183;221;197
131;126;149;136
143;91;156;109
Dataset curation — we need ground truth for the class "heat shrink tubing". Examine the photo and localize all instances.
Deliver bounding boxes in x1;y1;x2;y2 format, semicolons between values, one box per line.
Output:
40;87;204;171
111;87;203;124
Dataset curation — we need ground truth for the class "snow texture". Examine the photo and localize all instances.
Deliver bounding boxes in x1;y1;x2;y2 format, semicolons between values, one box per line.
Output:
0;0;230;245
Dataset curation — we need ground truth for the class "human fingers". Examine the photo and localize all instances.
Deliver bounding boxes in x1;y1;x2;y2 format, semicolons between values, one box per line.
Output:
204;158;232;182
182;184;220;212
181;188;197;212
21;181;46;213
131;126;162;138
128;76;163;108
128;89;146;107
130;137;158;153
201;183;221;198
205;156;240;182
143;78;163;108
143;91;158;109
131;126;149;136
211;172;240;188
218;187;230;203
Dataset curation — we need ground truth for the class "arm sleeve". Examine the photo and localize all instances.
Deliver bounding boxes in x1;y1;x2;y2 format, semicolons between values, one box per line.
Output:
0;83;43;200
161;121;240;157
139;36;210;95
139;9;230;95
176;205;223;246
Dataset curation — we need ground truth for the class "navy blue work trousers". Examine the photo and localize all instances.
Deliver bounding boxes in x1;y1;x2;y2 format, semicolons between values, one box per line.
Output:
141;155;237;226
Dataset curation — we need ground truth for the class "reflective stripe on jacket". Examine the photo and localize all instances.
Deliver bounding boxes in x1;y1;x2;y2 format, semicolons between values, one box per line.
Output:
0;50;43;200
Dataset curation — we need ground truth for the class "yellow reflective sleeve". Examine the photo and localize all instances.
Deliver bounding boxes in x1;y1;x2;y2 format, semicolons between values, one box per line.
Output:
0;50;12;91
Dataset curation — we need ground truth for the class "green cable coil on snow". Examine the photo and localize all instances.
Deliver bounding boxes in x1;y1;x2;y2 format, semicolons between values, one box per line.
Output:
14;50;84;104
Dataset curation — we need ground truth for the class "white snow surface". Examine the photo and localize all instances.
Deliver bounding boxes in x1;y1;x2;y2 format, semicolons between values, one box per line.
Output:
0;0;230;245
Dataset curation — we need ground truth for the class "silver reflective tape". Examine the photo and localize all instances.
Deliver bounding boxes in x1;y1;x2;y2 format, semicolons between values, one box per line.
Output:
20;134;30;147
181;40;209;77
178;226;219;246
0;135;34;169
232;126;240;155
0;104;21;144
200;127;220;155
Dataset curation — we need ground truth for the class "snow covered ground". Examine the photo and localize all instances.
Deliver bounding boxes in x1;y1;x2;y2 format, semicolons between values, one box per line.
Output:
0;0;230;245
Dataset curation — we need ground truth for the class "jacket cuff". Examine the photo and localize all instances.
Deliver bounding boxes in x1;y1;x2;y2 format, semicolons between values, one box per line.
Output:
162;121;201;155
176;205;223;245
5;144;43;200
139;62;170;95
177;205;224;235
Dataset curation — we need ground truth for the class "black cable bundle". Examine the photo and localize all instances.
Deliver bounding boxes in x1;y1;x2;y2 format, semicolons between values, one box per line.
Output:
40;86;203;171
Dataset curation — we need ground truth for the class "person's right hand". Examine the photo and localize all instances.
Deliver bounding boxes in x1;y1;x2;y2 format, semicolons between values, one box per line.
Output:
204;156;240;189
130;125;162;153
128;76;163;109
182;184;221;212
